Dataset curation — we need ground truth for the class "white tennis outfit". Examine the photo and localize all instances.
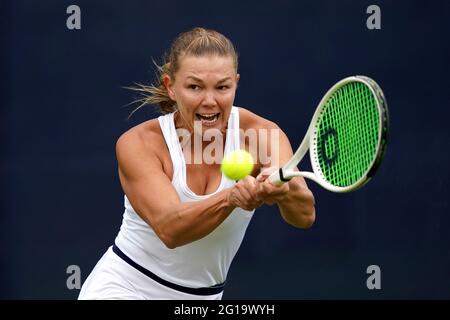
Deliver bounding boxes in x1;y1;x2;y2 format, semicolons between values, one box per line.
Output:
79;107;255;300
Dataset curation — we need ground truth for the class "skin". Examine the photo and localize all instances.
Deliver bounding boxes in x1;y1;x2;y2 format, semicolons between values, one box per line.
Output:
164;55;238;137
116;54;315;249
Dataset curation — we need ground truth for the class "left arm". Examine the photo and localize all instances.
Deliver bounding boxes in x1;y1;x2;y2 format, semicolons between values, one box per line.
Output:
257;125;316;229
270;176;315;228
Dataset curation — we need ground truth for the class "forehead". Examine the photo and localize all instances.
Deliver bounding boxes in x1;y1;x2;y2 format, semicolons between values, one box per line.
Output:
177;55;236;78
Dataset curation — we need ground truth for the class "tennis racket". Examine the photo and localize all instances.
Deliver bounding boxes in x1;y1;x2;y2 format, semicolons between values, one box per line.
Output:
268;75;389;192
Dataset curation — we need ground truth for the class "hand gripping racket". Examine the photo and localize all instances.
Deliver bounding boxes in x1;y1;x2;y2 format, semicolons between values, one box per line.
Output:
269;76;389;192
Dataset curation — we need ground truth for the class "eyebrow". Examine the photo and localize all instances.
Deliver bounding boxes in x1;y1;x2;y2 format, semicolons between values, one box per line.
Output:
186;76;232;84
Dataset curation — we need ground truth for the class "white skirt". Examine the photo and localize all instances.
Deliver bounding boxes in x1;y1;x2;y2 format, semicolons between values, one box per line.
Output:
78;246;223;300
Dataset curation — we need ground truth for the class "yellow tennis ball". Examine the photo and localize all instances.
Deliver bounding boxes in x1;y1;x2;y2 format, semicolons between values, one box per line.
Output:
221;150;254;181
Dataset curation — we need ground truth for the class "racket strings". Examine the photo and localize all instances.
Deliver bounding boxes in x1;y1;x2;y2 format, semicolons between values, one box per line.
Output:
316;82;380;187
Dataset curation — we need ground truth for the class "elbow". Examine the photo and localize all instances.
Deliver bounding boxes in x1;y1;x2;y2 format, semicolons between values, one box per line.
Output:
144;213;181;249
158;226;189;249
289;205;315;229
150;223;179;249
289;189;316;229
144;208;195;249
282;205;316;229
298;207;316;229
164;241;178;250
158;232;179;249
299;191;316;229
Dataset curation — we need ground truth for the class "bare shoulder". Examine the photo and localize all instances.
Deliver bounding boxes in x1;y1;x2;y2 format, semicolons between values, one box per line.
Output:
237;106;279;131
116;119;166;166
237;106;292;170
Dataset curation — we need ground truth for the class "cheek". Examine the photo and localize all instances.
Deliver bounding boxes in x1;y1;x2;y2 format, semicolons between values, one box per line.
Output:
219;91;236;103
178;91;201;107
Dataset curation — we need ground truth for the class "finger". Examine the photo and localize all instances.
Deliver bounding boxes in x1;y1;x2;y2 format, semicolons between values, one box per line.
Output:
263;181;275;194
238;176;260;201
244;177;261;201
236;181;255;203
230;188;250;209
259;183;289;203
256;166;278;182
239;178;265;208
264;180;289;195
260;166;279;176
242;175;258;188
242;176;259;194
234;198;248;210
256;174;267;183
256;180;268;199
234;193;262;210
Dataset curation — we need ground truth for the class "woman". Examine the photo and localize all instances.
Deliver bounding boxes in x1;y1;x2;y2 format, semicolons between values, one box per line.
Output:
79;27;315;300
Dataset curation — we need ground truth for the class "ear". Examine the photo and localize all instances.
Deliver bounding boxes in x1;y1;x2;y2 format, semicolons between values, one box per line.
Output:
163;74;176;100
236;73;240;84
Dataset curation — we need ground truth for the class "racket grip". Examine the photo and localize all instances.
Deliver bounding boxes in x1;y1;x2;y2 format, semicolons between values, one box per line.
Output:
268;168;290;186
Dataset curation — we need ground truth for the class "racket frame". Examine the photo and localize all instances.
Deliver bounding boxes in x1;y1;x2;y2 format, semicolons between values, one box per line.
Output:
269;75;389;192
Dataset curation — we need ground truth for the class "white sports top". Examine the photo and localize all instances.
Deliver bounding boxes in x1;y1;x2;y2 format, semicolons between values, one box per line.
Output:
114;106;255;288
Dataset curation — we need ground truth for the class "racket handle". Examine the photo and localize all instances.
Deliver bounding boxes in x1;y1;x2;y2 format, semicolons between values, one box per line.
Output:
268;168;291;186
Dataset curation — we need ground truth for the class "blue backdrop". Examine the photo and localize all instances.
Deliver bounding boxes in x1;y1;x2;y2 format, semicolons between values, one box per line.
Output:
1;0;449;299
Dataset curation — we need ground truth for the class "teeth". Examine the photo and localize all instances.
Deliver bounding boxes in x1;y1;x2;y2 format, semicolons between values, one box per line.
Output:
196;113;219;122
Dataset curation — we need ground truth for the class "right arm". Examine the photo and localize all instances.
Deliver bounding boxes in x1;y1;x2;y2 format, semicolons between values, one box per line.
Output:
116;131;260;249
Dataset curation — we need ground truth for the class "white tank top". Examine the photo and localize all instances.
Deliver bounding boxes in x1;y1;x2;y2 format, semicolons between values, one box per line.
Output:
114;106;255;288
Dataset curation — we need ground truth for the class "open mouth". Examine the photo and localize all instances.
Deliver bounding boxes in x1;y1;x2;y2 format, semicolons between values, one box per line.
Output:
195;112;220;126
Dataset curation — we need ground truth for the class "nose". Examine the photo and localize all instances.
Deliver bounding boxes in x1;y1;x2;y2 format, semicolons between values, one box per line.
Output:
201;90;218;108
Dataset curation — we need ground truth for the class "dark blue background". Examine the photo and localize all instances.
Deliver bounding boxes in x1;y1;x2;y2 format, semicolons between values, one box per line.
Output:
1;0;449;299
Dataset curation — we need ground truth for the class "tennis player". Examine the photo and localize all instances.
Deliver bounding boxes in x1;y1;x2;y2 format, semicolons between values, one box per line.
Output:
78;27;315;300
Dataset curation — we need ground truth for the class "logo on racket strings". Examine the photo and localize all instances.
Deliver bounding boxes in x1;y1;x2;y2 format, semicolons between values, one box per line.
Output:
319;127;339;166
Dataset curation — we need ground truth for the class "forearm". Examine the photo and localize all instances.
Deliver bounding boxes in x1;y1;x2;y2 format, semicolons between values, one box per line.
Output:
157;189;236;248
277;179;316;229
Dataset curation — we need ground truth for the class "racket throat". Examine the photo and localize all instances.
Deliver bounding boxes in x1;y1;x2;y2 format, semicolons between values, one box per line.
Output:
277;169;321;185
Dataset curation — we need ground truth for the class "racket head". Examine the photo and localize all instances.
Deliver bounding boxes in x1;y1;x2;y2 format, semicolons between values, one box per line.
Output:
308;76;389;192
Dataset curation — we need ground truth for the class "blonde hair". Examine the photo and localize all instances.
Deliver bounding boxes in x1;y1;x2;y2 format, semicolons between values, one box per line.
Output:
128;27;238;116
